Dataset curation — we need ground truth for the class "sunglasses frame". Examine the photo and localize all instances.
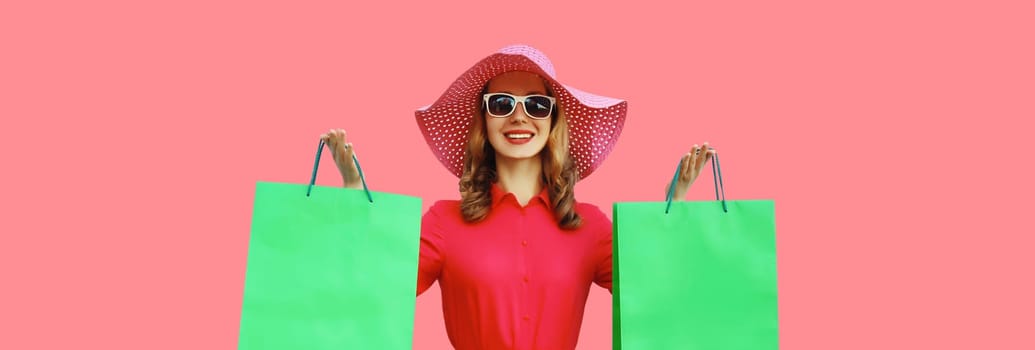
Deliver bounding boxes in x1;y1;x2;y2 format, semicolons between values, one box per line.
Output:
482;93;556;120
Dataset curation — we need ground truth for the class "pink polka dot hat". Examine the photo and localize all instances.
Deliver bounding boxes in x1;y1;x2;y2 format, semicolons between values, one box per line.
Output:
415;44;628;181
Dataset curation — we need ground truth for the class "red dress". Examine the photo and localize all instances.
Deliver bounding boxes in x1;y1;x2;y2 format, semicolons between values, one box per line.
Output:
416;183;613;350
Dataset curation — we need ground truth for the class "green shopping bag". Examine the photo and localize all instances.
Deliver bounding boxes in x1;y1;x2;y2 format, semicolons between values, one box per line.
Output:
613;155;777;349
239;141;422;349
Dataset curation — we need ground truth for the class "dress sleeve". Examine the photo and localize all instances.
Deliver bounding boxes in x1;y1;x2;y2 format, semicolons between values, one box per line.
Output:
592;209;613;293
416;203;447;296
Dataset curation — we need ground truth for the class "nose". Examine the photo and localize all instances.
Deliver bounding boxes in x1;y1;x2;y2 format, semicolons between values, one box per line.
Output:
509;103;530;123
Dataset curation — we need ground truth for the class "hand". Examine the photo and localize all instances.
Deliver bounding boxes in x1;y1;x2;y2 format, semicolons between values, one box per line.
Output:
665;142;715;201
319;128;363;189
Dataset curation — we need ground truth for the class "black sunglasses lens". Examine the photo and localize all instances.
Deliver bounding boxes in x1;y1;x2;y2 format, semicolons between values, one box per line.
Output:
487;95;515;116
525;96;553;118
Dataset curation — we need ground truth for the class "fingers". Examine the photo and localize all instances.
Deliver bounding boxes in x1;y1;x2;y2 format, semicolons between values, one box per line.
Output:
697;142;710;170
322;129;336;147
680;152;692;180
321;129;349;153
678;142;717;183
334;128;348;148
703;142;717;167
335;128;347;143
689;144;702;179
323;129;347;142
343;142;354;161
320;129;361;188
322;129;359;170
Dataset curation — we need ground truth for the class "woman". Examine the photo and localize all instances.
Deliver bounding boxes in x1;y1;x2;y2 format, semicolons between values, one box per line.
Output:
320;45;713;350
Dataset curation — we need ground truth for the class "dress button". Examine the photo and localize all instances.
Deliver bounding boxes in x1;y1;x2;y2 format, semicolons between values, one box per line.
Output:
523;275;529;282
522;315;530;321
521;240;528;246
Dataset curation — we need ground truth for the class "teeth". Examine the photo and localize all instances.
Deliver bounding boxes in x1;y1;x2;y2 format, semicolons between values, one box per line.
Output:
506;134;532;139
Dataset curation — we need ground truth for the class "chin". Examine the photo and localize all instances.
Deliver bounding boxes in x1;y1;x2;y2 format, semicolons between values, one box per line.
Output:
501;153;540;160
494;145;546;160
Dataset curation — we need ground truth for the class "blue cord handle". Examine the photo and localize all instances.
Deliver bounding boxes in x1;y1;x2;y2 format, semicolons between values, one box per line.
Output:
664;152;727;213
665;161;681;214
711;153;727;212
306;140;373;203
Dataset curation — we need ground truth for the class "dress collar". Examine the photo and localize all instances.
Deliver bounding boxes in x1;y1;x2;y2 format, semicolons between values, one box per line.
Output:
490;182;552;210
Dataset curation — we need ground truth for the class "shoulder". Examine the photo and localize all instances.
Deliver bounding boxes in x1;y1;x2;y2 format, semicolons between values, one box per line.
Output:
575;201;611;233
575;202;607;221
420;200;462;239
424;199;461;221
428;199;461;213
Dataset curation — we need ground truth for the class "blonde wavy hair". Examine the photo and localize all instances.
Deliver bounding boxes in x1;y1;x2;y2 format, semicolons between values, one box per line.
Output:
458;83;582;230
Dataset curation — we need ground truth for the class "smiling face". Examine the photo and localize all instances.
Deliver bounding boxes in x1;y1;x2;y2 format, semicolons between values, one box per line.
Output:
483;71;554;161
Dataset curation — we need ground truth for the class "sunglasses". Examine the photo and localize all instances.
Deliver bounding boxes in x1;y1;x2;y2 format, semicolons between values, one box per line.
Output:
482;93;556;120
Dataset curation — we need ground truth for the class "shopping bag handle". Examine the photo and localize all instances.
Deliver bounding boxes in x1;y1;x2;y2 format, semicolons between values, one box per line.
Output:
664;152;727;213
306;139;373;202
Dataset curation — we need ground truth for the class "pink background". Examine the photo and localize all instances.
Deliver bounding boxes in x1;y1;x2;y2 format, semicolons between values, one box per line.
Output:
3;0;1033;349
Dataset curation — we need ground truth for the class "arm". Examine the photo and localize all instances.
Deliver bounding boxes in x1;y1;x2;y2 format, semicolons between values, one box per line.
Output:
594;237;613;294
416;205;446;296
593;214;613;294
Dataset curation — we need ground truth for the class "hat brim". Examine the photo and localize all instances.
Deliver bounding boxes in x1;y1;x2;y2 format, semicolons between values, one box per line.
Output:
416;47;627;181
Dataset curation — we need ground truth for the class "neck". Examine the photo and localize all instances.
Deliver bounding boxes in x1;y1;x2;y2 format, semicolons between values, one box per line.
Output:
494;154;543;206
